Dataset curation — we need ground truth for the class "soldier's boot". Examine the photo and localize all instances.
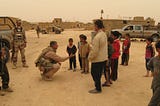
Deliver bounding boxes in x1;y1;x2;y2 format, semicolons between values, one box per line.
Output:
42;76;53;81
12;63;17;69
22;63;29;68
41;73;53;81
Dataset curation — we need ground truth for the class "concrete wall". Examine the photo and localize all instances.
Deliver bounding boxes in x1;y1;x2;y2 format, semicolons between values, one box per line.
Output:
98;17;156;31
6;16;156;31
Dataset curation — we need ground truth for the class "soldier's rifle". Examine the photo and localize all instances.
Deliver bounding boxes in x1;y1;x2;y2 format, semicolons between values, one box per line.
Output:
11;28;15;62
11;43;15;62
0;36;4;75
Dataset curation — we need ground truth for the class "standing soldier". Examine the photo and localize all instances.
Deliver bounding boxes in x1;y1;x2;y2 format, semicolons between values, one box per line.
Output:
12;20;28;69
36;25;41;38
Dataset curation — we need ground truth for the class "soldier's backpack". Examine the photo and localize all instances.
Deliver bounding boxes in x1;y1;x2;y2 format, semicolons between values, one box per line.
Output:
35;47;53;67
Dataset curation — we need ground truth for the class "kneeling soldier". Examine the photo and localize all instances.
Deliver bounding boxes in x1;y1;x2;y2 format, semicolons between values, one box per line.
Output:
35;41;74;81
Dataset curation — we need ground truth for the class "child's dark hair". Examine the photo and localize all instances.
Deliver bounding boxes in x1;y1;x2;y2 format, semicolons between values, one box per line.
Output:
68;38;73;42
125;33;130;37
94;20;104;29
81;35;87;40
146;37;153;43
111;31;121;38
79;34;84;38
155;40;160;49
108;37;114;44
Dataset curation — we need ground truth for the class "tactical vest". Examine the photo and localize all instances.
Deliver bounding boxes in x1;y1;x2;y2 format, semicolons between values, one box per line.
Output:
35;47;56;70
14;27;25;41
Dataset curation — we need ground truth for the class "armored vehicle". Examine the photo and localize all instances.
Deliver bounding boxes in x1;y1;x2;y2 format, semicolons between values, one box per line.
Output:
0;17;16;50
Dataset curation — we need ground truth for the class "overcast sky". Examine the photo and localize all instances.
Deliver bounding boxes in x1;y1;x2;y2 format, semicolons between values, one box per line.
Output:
0;0;160;23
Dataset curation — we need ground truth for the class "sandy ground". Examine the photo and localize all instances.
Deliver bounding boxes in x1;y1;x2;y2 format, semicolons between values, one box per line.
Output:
0;30;153;106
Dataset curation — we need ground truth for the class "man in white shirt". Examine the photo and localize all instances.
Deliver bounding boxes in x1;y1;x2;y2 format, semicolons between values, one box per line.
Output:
88;20;108;94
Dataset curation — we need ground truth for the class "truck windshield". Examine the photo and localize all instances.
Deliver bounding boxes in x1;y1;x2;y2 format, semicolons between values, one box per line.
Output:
124;26;133;31
135;26;141;30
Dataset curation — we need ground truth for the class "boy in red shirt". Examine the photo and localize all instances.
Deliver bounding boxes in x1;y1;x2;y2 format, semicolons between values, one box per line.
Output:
110;31;121;81
121;33;131;66
144;37;155;77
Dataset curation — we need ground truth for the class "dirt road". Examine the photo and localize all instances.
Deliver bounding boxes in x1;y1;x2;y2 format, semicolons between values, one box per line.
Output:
0;30;152;106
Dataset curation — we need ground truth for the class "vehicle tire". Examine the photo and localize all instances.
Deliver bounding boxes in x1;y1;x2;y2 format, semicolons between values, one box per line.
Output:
55;30;61;34
0;43;10;62
0;40;10;50
151;34;159;42
4;46;10;62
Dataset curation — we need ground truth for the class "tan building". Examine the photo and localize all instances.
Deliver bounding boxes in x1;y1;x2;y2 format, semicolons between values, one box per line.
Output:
52;18;62;27
8;16;156;31
94;16;155;31
52;18;91;29
84;23;94;30
61;21;85;29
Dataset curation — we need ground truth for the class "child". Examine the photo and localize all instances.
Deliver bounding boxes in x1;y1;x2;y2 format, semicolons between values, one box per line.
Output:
102;37;114;86
78;34;84;70
79;35;90;74
121;33;131;66
110;31;121;81
148;41;160;106
144;37;155;77
66;38;77;71
0;47;13;96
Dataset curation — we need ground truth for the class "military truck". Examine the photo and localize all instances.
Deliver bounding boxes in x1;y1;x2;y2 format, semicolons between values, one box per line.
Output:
41;28;49;34
38;23;63;34
0;17;16;50
112;25;160;41
51;25;64;34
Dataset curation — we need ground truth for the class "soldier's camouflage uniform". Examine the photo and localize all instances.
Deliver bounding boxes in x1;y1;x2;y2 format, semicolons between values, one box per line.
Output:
35;46;68;80
12;26;27;67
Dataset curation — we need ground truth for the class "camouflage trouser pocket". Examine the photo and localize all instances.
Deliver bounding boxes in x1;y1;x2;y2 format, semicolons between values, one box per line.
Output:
39;65;53;73
19;43;26;49
40;59;53;71
44;63;53;70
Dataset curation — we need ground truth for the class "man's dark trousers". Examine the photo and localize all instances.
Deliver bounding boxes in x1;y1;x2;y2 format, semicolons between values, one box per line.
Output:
91;61;106;91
